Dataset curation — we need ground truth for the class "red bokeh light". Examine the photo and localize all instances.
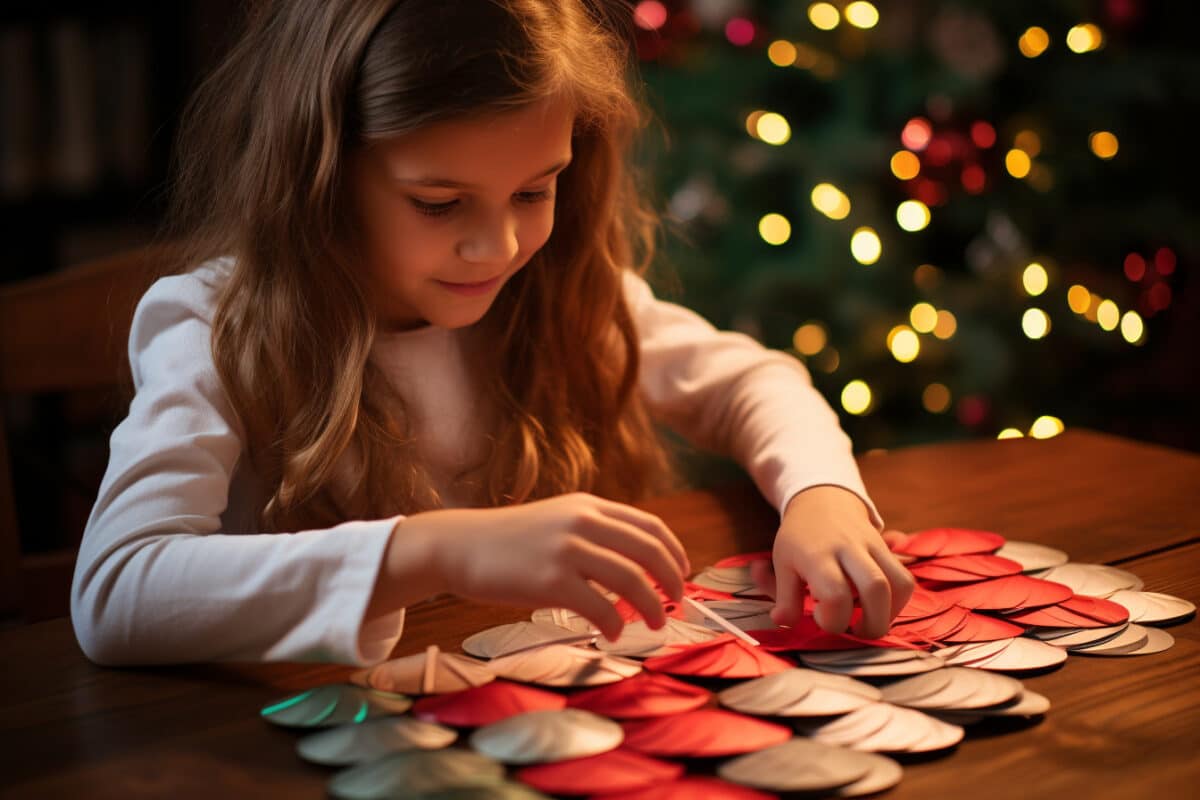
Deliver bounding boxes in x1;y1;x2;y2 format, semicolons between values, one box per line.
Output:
1123;253;1146;282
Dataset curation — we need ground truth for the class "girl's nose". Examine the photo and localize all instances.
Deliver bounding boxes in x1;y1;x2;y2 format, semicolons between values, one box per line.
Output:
456;212;519;265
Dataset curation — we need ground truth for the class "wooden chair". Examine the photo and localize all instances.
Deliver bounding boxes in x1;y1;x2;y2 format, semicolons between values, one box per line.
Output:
0;246;164;622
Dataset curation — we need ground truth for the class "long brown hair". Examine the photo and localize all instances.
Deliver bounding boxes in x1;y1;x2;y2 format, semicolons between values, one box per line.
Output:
161;0;677;531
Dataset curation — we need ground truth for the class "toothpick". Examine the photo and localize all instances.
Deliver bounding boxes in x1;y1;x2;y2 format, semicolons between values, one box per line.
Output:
683;596;760;646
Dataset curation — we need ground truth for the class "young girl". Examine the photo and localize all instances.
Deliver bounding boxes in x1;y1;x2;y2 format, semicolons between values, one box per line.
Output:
72;0;913;666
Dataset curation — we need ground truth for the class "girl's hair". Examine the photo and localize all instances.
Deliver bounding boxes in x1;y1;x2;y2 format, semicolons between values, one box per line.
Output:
162;0;677;530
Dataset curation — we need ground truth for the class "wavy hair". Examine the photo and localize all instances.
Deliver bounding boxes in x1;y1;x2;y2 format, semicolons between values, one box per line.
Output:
161;0;677;530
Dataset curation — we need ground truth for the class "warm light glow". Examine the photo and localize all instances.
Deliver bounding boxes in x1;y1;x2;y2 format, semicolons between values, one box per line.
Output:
759;213;792;245
808;2;840;30
1089;131;1119;159
922;383;951;414
1019;26;1050;58
816;347;840;373
888;326;920;363
633;1;668;30
1120;310;1145;344
725;17;756;46
933;309;957;339
896;200;931;232
745;110;766;138
961;164;986;194
811;183;851;220
970;121;997;149
998;428;1024;440
1084;293;1101;322
901;118;933;151
1123;253;1146;282
768;40;798;67
1027;164;1054;192
1067;284;1091;314
793;322;827;355
1066;23;1104;54
914;264;941;290
910;302;938;333
1097;299;1120;330
844;1;879;29
891;150;921;180
850;227;882;264
1014;130;1041;158
1030;415;1065;439
1022;308;1051;339
756;112;792;145
1023;262;1048;296
1006;149;1032;178
841;380;872;415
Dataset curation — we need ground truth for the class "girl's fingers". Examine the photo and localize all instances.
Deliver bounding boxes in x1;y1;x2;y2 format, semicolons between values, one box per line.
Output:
769;561;807;627
871;543;917;620
595;499;691;577
804;560;856;634
577;513;685;602
557;580;626;641
838;550;892;640
749;559;777;599
567;539;667;630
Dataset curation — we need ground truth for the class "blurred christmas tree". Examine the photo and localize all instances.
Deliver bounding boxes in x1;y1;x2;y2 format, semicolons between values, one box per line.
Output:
631;0;1200;453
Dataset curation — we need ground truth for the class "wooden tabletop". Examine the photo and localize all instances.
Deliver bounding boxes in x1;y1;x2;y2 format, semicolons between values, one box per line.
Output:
2;429;1197;799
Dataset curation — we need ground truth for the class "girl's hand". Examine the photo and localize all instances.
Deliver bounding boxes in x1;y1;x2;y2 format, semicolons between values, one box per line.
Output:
405;493;690;641
751;486;914;640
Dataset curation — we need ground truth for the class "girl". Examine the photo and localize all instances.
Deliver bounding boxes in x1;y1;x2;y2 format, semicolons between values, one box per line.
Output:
72;0;913;666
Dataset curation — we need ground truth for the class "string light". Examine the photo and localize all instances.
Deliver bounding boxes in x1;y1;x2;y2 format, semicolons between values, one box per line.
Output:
961;164;986;194
1096;299;1120;330
811;183;851;219
933;309;957;339
768;40;798;67
633;1;667;30
793;322;827;355
887;325;920;362
808;3;840;30
1005;149;1032;178
744;110;766;138
890;150;920;180
756;112;791;144
1022;308;1051;339
844;2;879;29
1089;131;1119;159
1067;284;1091;314
725;18;756;46
970;121;997;148
1018;26;1050;58
1022;263;1048;296
914;264;942;290
850;227;882;264
758;213;792;245
922;383;951;413
1123;253;1146;281
841;380;873;415
901;118;933;151
1120;311;1145;344
997;428;1024;439
910;302;937;333
896;200;931;232
1066;23;1104;53
1030;415;1065;439
1014;130;1042;157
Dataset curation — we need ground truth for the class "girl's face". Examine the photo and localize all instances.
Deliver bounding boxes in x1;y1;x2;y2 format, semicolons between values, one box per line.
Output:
347;97;575;331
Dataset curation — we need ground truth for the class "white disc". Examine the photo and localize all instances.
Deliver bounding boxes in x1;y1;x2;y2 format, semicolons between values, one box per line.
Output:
1030;623;1129;648
486;644;642;686
469;709;623;765
1036;563;1143;597
717;737;878;792
804;650;945;677
994;540;1069;572
1108;590;1196;625
966;637;1068;672
463;621;595;659
1074;625;1174;656
297;717;456;766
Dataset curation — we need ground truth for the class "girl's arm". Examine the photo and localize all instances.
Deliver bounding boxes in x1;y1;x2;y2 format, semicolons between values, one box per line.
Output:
72;271;406;666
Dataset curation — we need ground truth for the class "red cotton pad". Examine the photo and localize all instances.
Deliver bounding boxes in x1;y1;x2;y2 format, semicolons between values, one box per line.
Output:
620;709;792;757
514;747;684;795
941;611;1026;643
889;604;972;643
566;672;712;719
590;776;777;800
908;554;1025;583
411;680;566;727
893;527;1006;558
642;634;793;679
1005;594;1131;628
895;586;958;622
932;575;1074;611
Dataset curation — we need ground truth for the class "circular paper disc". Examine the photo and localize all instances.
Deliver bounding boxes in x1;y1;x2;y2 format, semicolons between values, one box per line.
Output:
717;737;875;792
297;717;456;765
327;749;504;800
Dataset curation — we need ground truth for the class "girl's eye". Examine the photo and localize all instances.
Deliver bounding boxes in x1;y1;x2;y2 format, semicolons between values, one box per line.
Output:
409;189;554;218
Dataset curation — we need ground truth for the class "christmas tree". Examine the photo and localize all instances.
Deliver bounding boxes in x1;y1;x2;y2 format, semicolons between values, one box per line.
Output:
630;0;1199;453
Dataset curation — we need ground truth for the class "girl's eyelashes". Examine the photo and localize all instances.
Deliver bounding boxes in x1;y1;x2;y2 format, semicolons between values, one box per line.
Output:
410;189;555;218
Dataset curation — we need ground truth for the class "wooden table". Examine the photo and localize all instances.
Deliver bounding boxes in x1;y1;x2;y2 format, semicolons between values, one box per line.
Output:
2;429;1197;799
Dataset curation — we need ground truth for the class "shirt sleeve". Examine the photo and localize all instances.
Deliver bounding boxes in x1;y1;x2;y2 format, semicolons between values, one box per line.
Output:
70;270;407;666
625;271;883;528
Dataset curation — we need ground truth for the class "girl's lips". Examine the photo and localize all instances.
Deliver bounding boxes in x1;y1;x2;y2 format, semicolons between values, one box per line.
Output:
434;275;504;296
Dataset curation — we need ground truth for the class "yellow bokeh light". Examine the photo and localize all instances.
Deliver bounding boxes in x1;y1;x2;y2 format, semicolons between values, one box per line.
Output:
1120;311;1145;344
1096;299;1120;331
914;264;941;290
844;1;879;29
890;150;920;180
1006;149;1032;178
1023;262;1048;296
758;213;792;245
1022;308;1051;339
933;309;957;339
745;110;766;138
998;428;1025;440
850;227;882;265
1090;131;1119;159
756;112;792;145
1019;26;1050;58
1014;130;1042;157
808;2;840;31
910;302;938;333
896;200;931;232
1067;23;1104;54
887;326;920;363
922;383;951;414
793;322;828;355
768;40;798;67
1030;415;1065;439
1067;284;1091;314
811;183;851;220
841;380;872;415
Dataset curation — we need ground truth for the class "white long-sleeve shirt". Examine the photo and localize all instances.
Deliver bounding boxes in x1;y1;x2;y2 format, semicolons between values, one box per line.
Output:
71;261;880;666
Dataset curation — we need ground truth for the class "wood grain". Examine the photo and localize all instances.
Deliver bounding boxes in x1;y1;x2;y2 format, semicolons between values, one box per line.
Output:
1;429;1197;799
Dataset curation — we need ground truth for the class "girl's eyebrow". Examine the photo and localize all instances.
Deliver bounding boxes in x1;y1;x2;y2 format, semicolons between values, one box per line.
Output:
398;157;572;189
